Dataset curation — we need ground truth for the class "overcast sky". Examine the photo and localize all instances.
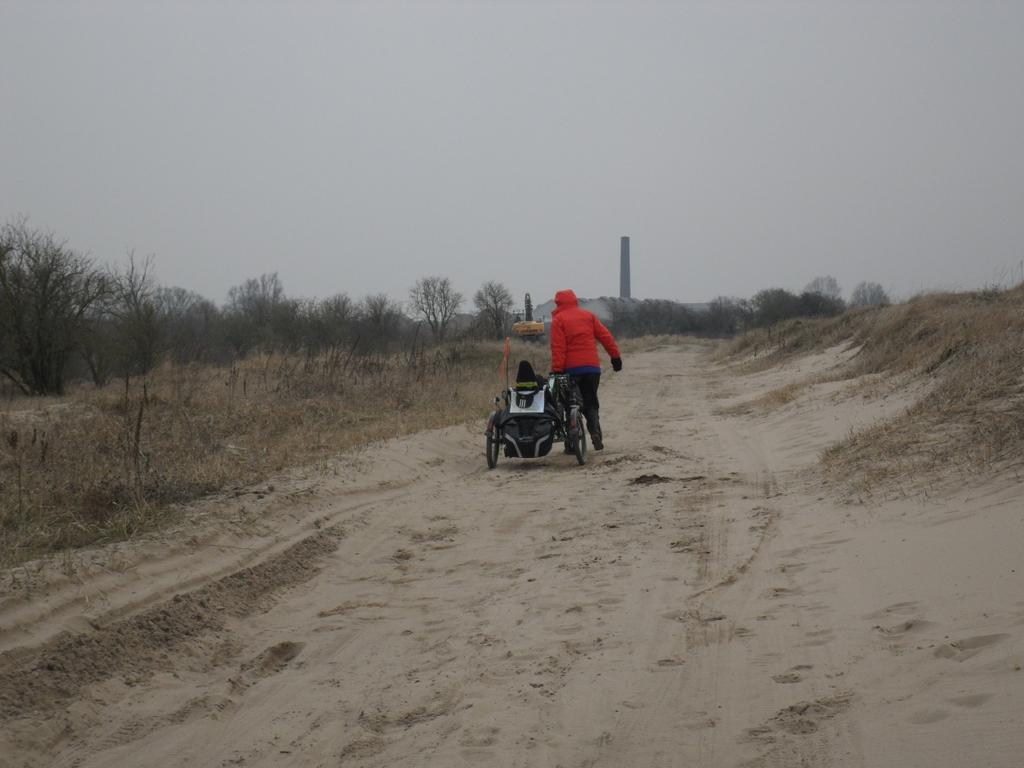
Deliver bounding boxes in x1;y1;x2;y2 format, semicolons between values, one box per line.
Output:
2;1;1022;309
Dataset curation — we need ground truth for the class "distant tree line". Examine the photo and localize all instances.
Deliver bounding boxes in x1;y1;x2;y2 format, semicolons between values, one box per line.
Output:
0;218;895;395
0;219;534;395
606;276;890;338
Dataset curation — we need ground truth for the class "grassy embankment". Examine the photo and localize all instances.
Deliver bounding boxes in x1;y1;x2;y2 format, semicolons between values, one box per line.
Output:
0;342;519;567
724;285;1024;493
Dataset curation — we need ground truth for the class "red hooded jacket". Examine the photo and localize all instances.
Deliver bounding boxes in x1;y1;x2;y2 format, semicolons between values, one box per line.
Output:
549;289;621;373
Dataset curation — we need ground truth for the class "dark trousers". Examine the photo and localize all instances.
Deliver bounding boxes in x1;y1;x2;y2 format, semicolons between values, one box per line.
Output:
570;372;602;440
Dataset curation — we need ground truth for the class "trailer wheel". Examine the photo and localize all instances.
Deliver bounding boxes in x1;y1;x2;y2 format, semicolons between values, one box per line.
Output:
485;413;500;469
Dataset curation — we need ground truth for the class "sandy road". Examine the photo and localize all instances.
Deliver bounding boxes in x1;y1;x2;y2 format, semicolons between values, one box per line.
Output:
2;342;1022;767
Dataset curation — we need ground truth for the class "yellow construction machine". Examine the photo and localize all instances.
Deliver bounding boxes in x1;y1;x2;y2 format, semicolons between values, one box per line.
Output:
510;293;545;341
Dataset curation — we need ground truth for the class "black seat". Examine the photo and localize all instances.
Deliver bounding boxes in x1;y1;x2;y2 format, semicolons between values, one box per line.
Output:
515;360;544;390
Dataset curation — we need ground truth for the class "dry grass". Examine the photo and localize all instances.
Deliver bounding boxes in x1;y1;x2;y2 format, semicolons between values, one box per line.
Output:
718;313;867;376
827;287;1024;489
728;286;1024;491
721;310;866;363
0;342;512;567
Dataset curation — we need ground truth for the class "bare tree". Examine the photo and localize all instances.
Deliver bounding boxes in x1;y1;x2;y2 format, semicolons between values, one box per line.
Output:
223;272;287;354
79;303;116;386
359;293;403;352
226;272;285;324
304;293;356;354
80;255;167;384
155;286;222;363
849;281;890;308
705;296;753;335
110;252;162;375
804;275;842;300
473;281;513;339
409;276;462;342
0;219;109;395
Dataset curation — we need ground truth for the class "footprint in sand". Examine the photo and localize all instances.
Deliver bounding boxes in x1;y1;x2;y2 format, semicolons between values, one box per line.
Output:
777;562;808;574
232;641;305;691
655;657;686;668
874;618;936;638
747;694;852;741
772;672;802;684
799;629;834;647
550;623;584;636
908;708;949;724
765;586;801;600
933;633;1010;662
862;601;919;620
680;711;718;730
248;641;304;675
341;736;387;759
459;725;500;747
948;693;994;708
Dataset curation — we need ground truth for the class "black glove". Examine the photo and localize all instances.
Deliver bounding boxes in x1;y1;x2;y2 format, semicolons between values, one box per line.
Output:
611;357;622;372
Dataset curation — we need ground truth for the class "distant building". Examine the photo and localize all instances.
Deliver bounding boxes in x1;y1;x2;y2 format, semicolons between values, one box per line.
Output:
530;238;709;327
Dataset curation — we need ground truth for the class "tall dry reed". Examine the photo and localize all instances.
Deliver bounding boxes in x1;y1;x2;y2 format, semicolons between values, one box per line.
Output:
0;342;512;566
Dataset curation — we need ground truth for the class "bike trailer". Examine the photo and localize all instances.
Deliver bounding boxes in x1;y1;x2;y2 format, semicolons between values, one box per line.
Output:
485;359;586;468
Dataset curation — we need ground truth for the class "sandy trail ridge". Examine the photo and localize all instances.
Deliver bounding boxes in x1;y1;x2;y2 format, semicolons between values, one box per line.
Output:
1;342;1022;767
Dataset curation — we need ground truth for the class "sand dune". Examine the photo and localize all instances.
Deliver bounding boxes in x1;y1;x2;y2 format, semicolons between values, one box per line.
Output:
1;342;1021;767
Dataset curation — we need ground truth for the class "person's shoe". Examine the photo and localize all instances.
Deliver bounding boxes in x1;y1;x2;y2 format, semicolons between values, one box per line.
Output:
591;435;604;451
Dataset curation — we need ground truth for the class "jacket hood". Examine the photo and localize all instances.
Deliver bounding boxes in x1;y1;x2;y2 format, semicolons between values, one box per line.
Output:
554;289;579;310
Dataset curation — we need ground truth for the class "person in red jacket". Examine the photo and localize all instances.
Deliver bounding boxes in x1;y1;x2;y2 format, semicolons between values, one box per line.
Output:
549;289;622;451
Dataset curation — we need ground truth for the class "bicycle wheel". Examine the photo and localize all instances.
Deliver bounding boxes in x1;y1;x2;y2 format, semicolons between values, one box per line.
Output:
569;406;587;465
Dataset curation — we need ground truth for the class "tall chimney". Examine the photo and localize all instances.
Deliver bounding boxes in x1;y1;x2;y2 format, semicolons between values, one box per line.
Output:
619;236;631;299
